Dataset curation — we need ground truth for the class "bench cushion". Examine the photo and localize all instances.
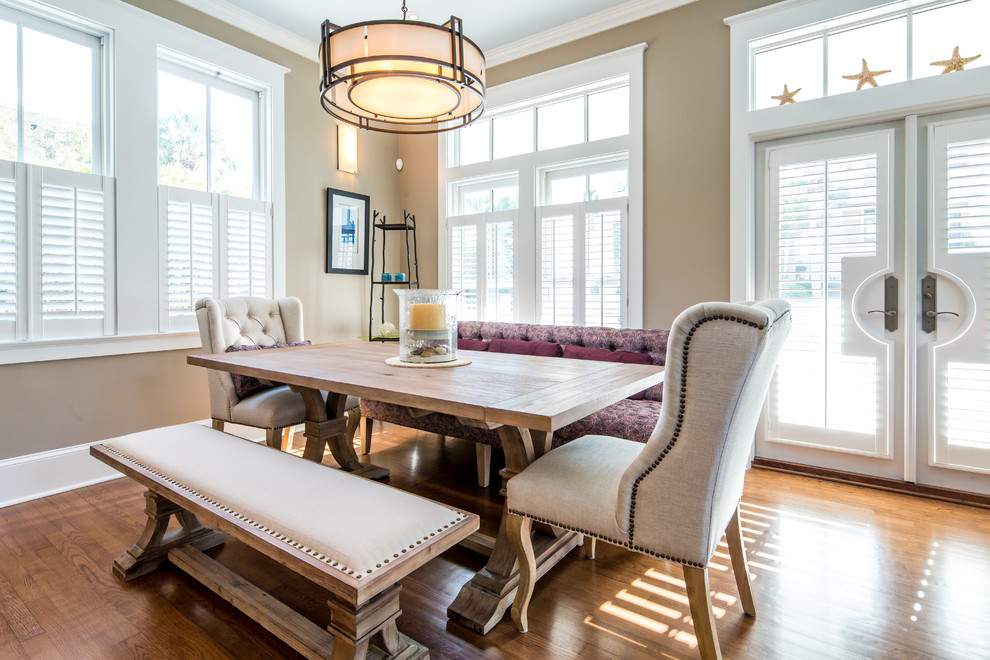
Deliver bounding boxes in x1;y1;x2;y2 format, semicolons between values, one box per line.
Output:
98;424;471;581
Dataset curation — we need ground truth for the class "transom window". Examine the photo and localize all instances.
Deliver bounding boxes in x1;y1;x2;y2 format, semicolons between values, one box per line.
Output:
751;0;990;110
447;75;630;168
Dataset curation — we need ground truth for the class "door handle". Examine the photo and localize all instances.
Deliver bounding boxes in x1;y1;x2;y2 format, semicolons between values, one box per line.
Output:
867;275;898;332
921;275;959;333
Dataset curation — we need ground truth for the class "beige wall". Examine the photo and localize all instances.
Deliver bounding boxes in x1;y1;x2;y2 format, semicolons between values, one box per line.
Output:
399;0;779;329
0;0;400;459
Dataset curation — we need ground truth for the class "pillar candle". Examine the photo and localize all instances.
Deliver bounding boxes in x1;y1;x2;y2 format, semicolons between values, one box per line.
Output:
408;303;446;330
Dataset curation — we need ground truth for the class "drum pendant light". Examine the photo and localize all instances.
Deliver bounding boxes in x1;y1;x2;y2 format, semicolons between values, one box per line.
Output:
319;1;486;134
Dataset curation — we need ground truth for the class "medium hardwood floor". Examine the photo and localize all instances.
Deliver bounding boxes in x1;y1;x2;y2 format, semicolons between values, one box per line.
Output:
1;423;989;659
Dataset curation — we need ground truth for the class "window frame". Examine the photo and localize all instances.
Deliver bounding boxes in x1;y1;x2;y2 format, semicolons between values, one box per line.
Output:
439;44;645;327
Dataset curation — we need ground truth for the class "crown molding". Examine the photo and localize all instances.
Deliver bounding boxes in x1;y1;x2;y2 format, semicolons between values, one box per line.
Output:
171;0;318;61
485;0;699;67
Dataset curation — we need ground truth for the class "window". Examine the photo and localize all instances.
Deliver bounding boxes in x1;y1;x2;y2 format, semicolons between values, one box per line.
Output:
157;55;272;332
0;5;102;174
750;0;990;110
0;5;112;344
440;46;644;327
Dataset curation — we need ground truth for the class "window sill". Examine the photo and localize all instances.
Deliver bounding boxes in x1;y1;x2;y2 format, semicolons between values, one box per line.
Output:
0;332;202;365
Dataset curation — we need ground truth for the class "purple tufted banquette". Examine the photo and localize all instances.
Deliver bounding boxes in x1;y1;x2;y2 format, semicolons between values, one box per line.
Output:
360;322;669;452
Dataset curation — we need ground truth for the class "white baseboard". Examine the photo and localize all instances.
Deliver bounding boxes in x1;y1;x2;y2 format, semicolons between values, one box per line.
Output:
0;421;272;509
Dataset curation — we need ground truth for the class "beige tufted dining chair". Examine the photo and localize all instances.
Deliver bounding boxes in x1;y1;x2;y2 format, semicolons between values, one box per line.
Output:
505;299;791;660
195;296;361;453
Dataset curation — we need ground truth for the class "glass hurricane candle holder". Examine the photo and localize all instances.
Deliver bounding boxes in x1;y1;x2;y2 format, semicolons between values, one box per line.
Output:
394;289;461;363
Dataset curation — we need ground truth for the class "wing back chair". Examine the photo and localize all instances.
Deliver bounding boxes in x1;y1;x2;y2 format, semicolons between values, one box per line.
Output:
195;296;360;453
505;299;791;660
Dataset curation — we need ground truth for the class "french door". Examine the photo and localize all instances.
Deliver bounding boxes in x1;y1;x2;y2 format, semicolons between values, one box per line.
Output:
755;108;990;495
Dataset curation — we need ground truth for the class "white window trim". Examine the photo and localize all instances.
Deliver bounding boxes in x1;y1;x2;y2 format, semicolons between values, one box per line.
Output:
438;43;645;327
0;0;288;365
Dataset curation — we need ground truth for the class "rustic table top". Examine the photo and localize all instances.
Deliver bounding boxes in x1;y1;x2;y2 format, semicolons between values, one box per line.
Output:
188;341;665;432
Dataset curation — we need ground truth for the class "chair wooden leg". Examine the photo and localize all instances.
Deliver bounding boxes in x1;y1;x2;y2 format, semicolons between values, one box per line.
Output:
725;504;756;616
475;443;491;488
683;565;721;660
211;419;224;432
362;418;374;455
345;407;361;451
506;513;534;633
265;428;284;450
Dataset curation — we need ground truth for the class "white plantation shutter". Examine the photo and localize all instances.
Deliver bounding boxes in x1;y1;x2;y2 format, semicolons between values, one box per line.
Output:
540;209;575;325
159;186;273;332
35;167;115;339
450;223;478;320
766;131;893;458
448;211;514;321
485;220;513;321
931;119;990;470
946;137;990;253
773;155;880;432
539;199;627;327
160;186;215;331
223;196;271;298
0;161;16;340
584;207;625;327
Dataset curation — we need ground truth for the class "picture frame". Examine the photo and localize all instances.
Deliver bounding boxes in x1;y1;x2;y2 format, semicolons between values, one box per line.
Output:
326;188;370;275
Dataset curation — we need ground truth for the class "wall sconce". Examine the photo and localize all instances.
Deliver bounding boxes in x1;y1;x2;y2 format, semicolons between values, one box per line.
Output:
337;124;357;173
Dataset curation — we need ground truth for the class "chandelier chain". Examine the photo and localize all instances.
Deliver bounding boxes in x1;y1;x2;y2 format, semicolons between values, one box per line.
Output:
401;1;408;20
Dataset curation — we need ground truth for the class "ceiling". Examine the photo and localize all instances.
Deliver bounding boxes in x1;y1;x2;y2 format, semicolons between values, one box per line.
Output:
182;0;696;64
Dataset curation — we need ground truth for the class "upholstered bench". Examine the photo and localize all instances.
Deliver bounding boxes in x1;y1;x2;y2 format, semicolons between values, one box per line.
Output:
91;423;479;660
361;322;669;486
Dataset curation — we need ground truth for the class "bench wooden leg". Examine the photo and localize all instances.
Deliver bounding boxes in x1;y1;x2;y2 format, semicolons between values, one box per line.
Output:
327;584;428;660
112;491;224;582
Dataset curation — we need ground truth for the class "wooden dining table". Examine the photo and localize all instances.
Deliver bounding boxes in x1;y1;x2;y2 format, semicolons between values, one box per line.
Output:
188;341;665;635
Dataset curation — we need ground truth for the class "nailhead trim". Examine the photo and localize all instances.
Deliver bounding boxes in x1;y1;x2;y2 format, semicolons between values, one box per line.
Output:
625;309;789;563
100;445;469;580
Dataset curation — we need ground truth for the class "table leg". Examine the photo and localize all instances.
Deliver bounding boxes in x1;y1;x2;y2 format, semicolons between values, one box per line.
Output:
447;426;580;635
291;386;389;481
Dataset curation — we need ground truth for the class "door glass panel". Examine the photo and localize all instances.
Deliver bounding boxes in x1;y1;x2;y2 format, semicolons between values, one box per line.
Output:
766;132;892;458
930;119;990;471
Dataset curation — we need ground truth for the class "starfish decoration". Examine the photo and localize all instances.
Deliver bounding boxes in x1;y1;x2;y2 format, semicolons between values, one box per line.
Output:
930;46;982;74
771;84;801;105
843;59;891;90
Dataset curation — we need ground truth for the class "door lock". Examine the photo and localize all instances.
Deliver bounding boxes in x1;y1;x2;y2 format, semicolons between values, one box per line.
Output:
866;275;898;332
921;275;959;334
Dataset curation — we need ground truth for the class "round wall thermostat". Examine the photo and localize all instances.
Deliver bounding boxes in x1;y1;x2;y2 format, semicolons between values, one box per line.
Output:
395;157;404;171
